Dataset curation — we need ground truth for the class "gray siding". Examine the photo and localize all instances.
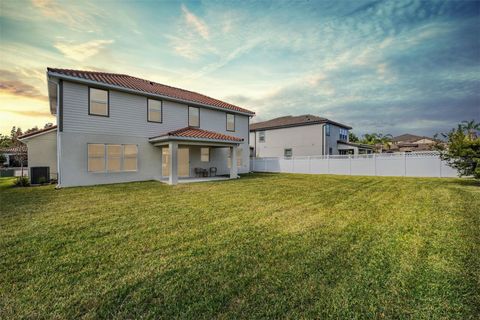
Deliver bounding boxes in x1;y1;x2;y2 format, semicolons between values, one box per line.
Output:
59;81;250;187
63;81;187;137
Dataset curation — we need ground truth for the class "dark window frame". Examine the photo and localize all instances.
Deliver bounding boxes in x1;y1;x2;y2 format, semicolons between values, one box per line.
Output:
88;87;110;117
226;113;235;132
147;98;163;123
259;131;265;143
284;148;293;158
188;106;200;127
325;124;330;136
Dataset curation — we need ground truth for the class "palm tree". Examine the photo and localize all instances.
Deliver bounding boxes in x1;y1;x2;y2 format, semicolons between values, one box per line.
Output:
460;120;480;140
378;133;393;152
360;133;393;152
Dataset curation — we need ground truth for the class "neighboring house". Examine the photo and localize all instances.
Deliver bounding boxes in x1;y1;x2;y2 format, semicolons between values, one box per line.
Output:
249;114;373;157
388;134;437;153
20;68;255;187
0;146;27;167
18;126;58;180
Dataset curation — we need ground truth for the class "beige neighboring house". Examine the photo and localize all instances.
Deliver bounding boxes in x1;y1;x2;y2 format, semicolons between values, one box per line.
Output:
388;134;437;153
18;125;58;180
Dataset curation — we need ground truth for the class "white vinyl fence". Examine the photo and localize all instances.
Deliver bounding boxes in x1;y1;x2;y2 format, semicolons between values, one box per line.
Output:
250;152;459;178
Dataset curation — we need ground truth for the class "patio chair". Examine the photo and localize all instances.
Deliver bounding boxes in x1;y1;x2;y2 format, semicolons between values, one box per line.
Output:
209;167;217;177
194;168;203;177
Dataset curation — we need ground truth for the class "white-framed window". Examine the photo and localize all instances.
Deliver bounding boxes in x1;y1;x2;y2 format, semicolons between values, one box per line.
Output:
325;124;330;136
201;147;209;162
107;145;122;172
89;88;109;116
87;144;138;172
148;99;162;123
258;131;265;142
284;148;293;158
87;144;105;172
124;144;138;171
226;113;235;131
339;128;348;141
188;106;199;127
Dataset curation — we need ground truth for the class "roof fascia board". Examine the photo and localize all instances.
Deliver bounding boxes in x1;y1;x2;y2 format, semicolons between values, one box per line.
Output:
18;127;57;141
48;72;254;117
149;135;241;145
250;120;352;132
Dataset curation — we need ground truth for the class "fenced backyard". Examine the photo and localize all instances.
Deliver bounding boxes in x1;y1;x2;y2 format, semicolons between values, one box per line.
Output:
250;151;459;178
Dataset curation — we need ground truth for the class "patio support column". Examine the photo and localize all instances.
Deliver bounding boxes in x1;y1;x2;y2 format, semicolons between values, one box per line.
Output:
230;145;238;179
168;141;178;185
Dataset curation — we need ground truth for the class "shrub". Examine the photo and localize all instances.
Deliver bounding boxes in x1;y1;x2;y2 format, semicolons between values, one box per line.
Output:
14;176;30;187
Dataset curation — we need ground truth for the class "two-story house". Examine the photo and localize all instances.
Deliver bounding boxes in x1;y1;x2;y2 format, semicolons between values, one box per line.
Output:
20;68;255;187
249;115;373;157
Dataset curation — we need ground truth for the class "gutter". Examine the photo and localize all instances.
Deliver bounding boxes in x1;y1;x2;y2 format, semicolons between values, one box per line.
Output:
148;136;242;144
47;72;255;117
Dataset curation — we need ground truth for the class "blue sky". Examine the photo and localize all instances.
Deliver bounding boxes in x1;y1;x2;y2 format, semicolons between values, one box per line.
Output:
0;0;479;136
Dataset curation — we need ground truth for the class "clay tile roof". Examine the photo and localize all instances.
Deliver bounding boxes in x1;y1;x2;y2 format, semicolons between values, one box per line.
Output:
47;68;254;115
151;127;243;142
18;125;57;139
250;114;351;131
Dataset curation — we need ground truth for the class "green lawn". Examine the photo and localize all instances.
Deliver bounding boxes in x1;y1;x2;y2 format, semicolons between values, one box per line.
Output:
0;174;479;319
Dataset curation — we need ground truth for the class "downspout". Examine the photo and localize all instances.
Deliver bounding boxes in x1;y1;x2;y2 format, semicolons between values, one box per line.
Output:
56;80;63;188
322;124;325;155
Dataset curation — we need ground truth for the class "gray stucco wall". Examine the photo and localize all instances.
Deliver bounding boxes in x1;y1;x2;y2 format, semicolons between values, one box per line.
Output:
59;81;250;187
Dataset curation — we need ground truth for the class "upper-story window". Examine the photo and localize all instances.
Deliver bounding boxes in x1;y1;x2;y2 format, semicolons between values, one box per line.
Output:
259;131;265;142
188;106;199;127
339;128;348;141
148;99;162;123
284;148;293;158
89;88;109;116
325;124;330;136
226;113;235;131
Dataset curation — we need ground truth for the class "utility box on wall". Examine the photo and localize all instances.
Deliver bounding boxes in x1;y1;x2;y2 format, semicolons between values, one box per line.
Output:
30;167;50;184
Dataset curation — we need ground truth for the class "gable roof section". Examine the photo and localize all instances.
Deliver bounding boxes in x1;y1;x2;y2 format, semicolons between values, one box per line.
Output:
392;134;434;143
149;127;243;144
18;125;57;140
250;114;351;131
47;68;255;116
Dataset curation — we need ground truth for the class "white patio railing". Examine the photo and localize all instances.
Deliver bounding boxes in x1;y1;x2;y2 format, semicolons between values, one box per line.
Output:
250;152;459;178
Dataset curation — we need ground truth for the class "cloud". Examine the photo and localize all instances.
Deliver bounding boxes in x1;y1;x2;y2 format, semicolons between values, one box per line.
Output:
54;39;114;61
0;70;47;101
4;110;52;117
31;0;102;31
181;4;209;40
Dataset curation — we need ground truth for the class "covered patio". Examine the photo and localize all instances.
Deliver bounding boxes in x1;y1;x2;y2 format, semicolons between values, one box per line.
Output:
149;127;243;185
